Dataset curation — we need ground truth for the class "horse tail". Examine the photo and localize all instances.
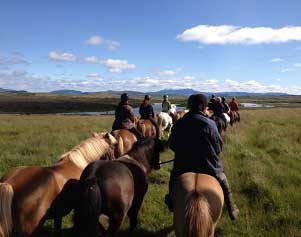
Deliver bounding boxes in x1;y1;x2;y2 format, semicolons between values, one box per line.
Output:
74;177;102;237
0;183;14;237
184;191;212;237
157;115;163;139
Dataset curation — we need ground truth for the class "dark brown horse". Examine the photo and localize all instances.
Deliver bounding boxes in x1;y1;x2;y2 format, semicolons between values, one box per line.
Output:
111;129;138;158
0;132;117;237
72;137;164;237
136;119;157;137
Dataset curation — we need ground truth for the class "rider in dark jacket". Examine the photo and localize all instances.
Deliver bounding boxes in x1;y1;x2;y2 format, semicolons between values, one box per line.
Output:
164;93;239;220
112;93;142;139
139;95;159;136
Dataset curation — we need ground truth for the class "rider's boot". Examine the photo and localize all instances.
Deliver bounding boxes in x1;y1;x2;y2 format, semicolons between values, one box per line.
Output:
217;173;239;220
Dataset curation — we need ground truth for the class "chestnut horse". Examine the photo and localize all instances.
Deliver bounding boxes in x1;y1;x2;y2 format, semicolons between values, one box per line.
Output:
0;132;117;237
111;129;138;157
230;111;240;126
172;173;224;237
72;137;164;237
136;119;157;137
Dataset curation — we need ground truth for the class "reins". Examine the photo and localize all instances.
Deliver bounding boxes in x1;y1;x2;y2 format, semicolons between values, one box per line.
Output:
159;159;175;165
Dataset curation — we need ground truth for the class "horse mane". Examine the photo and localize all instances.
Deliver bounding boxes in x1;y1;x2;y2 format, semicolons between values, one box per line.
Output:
59;134;113;169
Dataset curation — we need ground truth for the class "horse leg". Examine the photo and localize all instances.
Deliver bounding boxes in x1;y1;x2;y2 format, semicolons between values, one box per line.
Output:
127;188;147;234
106;213;125;237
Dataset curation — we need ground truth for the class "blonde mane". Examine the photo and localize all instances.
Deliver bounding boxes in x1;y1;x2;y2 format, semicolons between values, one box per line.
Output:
60;133;117;169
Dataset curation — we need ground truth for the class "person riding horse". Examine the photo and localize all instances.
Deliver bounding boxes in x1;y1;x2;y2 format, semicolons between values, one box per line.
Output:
112;93;142;139
222;97;230;114
229;97;240;121
164;93;239;220
139;95;160;136
162;95;175;122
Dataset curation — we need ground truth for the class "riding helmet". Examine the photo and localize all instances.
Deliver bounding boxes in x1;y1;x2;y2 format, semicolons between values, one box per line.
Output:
120;93;129;102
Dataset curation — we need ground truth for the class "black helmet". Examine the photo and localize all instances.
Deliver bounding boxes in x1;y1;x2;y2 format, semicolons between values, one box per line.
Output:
120;93;129;102
163;95;168;98
144;95;151;100
188;93;208;112
222;96;226;102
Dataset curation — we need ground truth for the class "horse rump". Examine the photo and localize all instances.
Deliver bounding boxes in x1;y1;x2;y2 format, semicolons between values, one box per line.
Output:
73;177;102;237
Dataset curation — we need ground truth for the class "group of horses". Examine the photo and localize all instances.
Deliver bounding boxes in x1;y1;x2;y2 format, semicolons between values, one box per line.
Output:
0;104;240;237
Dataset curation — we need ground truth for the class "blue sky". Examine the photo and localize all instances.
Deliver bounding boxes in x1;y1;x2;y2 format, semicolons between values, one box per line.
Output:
0;0;301;94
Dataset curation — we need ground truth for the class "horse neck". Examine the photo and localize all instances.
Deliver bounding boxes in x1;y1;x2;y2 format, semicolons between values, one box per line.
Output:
127;145;153;174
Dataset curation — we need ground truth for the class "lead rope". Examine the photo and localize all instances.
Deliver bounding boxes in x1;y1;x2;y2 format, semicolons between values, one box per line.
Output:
159;159;175;165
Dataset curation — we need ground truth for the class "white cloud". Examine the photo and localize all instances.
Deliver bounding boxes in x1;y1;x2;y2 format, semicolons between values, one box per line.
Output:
86;73;104;81
281;68;295;73
1;70;300;94
84;56;100;63
293;63;301;67
85;35;120;50
183;76;195;80
269;58;284;63
0;54;29;65
275;78;281;81
49;51;77;61
157;68;182;76
177;25;301;45
85;57;136;73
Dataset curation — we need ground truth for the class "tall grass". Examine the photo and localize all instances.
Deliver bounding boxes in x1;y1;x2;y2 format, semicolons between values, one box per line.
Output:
0;109;300;236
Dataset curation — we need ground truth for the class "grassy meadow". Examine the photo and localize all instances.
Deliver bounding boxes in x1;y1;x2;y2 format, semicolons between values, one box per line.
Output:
0;108;301;236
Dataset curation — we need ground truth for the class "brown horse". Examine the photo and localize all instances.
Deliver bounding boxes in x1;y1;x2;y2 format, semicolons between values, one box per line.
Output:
111;129;138;157
72;137;164;237
174;110;189;123
136;119;157;137
230;111;240;126
0;132;117;237
172;173;224;237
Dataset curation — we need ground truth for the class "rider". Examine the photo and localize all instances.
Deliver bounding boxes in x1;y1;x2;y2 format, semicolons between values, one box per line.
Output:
222;97;230;114
164;93;239;220
229;97;240;121
162;94;171;112
139;95;160;136
112;93;142;139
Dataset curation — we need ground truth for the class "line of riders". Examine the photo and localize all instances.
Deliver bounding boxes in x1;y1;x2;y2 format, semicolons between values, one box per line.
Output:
112;93;240;221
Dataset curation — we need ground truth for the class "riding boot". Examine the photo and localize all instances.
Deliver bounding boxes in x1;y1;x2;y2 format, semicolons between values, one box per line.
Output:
129;127;144;140
216;173;239;220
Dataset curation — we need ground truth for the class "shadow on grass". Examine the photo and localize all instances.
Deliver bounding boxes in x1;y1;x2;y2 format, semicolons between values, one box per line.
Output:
34;225;174;237
116;225;174;237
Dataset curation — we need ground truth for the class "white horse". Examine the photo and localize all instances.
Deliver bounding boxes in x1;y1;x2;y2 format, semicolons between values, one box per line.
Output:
157;104;176;139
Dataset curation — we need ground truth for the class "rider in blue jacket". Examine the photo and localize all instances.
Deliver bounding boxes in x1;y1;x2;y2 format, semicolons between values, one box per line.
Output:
165;93;239;220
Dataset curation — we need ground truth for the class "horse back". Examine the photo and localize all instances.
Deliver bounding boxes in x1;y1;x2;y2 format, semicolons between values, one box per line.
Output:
1;166;60;235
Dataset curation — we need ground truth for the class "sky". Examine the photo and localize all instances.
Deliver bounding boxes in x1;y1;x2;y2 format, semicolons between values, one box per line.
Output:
0;0;301;94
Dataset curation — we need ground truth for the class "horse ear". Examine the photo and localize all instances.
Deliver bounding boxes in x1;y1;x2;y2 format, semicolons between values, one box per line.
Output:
104;132;118;145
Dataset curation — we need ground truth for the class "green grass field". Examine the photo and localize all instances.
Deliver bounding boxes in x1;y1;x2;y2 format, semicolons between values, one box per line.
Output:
0;108;301;237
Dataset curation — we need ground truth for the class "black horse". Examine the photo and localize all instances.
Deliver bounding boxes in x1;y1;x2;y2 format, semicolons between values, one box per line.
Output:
211;115;226;134
72;137;164;237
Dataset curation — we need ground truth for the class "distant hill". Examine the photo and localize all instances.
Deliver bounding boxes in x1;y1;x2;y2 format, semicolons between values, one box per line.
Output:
151;88;199;96
0;88;28;93
50;90;83;95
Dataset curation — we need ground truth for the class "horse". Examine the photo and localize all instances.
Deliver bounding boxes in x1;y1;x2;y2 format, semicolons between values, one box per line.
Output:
229;111;240;126
0;132;117;237
211;116;226;134
174;109;189;123
136;119;157;137
72;137;164;237
111;129;138;158
157;112;173;139
172;173;224;237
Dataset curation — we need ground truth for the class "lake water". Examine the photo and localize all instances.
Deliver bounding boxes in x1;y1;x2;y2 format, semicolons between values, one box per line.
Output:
240;103;274;108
